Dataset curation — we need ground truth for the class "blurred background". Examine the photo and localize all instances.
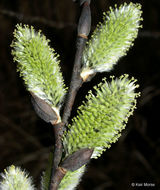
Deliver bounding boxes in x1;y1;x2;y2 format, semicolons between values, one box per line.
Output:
0;0;160;189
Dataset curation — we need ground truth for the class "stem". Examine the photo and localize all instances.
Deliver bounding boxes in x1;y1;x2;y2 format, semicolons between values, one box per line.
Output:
62;0;91;126
49;37;87;190
49;167;67;190
49;1;91;189
49;37;86;190
49;122;63;189
62;37;86;125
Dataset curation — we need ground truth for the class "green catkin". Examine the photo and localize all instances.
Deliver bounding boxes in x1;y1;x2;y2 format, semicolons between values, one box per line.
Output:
81;3;142;77
58;166;85;190
63;75;140;159
11;24;66;110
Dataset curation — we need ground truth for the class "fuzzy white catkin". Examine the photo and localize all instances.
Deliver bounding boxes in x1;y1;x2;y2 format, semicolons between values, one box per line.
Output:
0;165;35;190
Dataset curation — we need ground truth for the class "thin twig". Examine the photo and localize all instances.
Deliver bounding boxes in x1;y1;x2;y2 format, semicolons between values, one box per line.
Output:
0;9;76;29
49;167;67;190
49;123;63;190
0;114;42;148
62;0;91;126
14;147;50;165
49;1;91;190
62;38;86;125
1;8;160;39
49;37;85;189
49;36;86;189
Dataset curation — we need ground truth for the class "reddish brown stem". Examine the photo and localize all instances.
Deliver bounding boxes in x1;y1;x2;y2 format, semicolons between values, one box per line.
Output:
62;37;86;125
49;167;67;190
49;1;91;190
49;36;86;190
62;0;91;125
50;123;63;177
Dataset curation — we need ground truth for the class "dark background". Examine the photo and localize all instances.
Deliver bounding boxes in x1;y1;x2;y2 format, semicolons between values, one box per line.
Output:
0;0;160;189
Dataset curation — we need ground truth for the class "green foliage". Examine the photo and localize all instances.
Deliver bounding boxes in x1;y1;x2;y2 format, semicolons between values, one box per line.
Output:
59;166;85;190
0;165;35;190
81;3;142;78
11;24;66;109
63;75;140;158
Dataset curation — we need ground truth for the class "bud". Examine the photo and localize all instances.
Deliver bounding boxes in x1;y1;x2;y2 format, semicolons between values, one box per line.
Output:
78;2;91;38
61;148;93;171
31;92;61;124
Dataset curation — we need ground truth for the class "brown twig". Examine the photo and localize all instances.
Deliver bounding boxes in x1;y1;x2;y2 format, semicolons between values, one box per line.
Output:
14;147;50;165
49;1;91;190
62;1;91;126
49;167;67;190
49;122;64;190
49;36;85;188
0;9;76;29
0;114;42;148
1;8;160;39
61;37;85;125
